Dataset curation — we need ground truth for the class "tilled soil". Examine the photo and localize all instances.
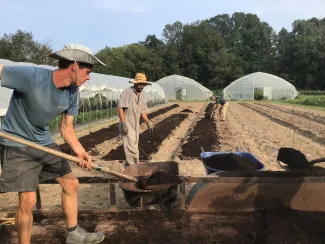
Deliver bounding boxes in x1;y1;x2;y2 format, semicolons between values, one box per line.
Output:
104;113;189;161
2;101;325;241
256;102;325;125
179;105;220;159
217;103;325;171
59;103;180;155
181;109;193;113
240;102;325;145
1;210;324;244
205;102;215;119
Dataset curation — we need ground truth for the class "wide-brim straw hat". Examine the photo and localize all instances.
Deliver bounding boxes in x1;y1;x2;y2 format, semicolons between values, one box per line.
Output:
129;73;151;86
49;43;106;66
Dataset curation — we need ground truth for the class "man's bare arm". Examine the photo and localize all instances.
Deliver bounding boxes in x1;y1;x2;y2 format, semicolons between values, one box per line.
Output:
141;113;150;124
60;113;91;169
117;107;126;122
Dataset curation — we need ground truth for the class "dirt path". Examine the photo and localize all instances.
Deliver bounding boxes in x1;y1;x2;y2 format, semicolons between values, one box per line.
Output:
255;103;325;125
92;102;205;164
242;102;325;145
218;102;325;171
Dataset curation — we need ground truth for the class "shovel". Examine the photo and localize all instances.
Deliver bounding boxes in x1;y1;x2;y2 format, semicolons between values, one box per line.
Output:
277;147;325;171
0;131;173;190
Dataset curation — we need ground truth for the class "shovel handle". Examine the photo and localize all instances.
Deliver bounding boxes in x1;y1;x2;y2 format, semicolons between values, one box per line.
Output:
309;157;325;165
0;131;138;183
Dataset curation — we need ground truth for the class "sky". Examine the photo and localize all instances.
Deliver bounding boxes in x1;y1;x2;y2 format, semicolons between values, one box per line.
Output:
0;0;324;53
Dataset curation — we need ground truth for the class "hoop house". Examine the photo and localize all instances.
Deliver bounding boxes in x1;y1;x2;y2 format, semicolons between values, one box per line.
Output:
223;72;298;100
156;74;213;101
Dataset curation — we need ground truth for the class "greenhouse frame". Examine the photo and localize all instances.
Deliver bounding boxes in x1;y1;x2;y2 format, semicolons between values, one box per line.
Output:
156;74;213;101
0;59;167;131
223;72;298;100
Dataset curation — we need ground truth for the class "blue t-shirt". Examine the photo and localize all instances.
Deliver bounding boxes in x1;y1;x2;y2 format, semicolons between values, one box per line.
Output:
216;97;227;105
0;66;79;146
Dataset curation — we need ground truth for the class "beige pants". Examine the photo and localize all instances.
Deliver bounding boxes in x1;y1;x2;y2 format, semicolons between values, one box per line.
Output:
216;102;229;121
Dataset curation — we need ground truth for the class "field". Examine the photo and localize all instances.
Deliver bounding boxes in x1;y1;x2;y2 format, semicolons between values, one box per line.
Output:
1;101;325;243
283;94;325;107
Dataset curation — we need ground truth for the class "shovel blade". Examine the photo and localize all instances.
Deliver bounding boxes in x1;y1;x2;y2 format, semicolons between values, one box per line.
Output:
277;147;309;170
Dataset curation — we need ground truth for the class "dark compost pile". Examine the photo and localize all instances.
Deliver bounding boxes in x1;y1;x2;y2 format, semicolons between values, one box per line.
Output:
137;171;182;189
204;153;260;172
145;171;182;185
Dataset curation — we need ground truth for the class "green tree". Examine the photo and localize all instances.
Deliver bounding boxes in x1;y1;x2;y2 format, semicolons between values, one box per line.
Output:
0;30;55;65
162;21;184;45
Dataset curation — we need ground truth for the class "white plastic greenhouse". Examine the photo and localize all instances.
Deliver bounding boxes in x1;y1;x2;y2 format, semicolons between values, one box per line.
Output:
223;72;298;100
156;74;213;101
0;59;167;130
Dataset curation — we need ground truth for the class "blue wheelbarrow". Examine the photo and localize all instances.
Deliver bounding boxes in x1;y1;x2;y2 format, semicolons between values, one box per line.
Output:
200;151;265;175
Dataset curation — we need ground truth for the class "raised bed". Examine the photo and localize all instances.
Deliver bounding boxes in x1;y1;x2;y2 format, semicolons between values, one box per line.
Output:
59;104;179;154
179;105;220;159
104;113;189;160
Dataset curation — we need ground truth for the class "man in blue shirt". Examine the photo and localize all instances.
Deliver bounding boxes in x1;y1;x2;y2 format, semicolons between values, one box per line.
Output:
0;44;106;244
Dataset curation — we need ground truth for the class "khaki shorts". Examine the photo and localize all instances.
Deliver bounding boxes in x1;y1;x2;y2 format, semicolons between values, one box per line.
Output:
0;143;72;193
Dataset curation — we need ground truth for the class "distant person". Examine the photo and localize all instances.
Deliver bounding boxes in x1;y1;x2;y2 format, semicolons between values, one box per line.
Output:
0;44;106;244
214;96;229;121
117;72;153;167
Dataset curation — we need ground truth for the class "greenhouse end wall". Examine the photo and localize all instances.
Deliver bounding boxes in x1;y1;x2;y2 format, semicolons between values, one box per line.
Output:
223;72;298;100
157;75;213;101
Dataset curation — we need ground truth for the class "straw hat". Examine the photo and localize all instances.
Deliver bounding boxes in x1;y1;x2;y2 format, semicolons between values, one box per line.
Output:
129;73;151;86
49;43;106;66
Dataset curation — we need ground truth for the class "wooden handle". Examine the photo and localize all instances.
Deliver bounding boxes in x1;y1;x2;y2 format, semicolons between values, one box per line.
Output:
0;217;15;221
0;131;138;183
309;157;325;165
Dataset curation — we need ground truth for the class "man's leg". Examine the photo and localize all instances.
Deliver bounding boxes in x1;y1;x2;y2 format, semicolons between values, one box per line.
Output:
221;102;229;121
0;146;43;244
16;192;37;244
216;104;222;118
135;125;140;164
123;136;134;165
210;103;215;119
40;143;104;244
123;129;138;165
56;173;79;228
56;172;104;244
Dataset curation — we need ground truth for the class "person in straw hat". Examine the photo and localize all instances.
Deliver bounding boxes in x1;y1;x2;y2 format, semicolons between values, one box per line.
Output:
0;44;105;244
117;72;154;167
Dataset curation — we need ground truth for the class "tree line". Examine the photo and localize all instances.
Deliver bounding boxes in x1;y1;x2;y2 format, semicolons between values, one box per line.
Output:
1;12;325;90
